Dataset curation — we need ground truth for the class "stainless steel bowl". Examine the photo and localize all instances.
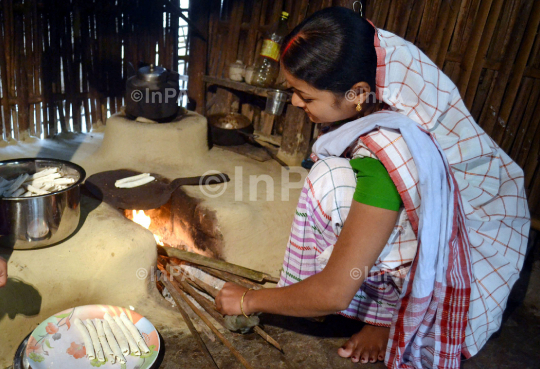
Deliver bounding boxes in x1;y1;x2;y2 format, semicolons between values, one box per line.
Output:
0;158;86;250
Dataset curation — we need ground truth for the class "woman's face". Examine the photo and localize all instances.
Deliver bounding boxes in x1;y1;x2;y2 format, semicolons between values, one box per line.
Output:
283;69;358;124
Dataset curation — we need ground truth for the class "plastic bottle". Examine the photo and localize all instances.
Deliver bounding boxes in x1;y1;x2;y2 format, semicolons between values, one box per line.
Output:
251;12;289;88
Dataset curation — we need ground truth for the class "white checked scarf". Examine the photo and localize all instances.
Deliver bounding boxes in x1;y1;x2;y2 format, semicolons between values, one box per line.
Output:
312;26;530;368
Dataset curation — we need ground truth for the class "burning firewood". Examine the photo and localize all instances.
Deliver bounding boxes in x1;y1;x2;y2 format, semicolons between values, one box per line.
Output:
157;280;219;369
158;256;284;353
159;264;255;369
160;245;279;283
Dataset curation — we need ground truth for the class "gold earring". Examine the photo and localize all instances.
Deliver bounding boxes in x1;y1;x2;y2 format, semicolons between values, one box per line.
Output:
356;103;362;112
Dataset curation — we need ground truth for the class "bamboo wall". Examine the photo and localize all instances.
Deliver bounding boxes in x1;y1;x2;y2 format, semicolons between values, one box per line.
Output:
193;0;540;222
0;0;185;140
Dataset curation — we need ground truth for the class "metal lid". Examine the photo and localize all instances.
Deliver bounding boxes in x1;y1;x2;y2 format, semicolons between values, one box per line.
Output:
137;64;168;83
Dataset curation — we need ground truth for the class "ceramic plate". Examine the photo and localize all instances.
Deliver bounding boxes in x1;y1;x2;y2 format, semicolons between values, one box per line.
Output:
25;305;160;369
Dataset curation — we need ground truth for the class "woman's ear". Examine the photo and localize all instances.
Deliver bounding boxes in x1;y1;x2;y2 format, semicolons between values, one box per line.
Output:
350;82;372;104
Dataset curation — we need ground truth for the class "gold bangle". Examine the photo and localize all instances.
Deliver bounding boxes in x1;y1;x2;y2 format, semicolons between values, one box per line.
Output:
240;288;254;319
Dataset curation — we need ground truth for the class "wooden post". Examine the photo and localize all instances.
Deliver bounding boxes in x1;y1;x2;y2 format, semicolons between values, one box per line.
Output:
187;0;210;114
277;105;312;166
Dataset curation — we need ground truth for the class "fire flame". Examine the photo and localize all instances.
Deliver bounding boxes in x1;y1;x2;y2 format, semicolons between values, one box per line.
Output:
131;210;164;246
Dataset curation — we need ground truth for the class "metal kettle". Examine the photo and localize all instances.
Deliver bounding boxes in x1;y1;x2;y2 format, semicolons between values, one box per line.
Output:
125;64;181;122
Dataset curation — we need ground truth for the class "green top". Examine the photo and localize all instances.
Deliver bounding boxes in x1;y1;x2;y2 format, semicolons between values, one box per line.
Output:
349;157;402;211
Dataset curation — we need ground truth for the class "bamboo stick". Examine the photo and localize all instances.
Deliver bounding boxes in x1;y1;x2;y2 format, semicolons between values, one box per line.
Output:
159;265;255;369
449;0;478;56
157;280;220;369
182;269;221;299
514;81;540;167
404;0;426;42
500;78;533;153
462;0;505;107
162;257;284;352
496;0;540;130
252;326;283;353
197;265;265;290
160;246;278;283
158;257;227;326
457;0;498;96
0;6;12;140
478;0;535;137
425;0;450;62
434;0;460;68
416;0;441;50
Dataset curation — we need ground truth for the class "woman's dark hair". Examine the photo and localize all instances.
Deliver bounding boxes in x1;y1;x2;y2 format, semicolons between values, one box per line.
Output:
281;7;377;96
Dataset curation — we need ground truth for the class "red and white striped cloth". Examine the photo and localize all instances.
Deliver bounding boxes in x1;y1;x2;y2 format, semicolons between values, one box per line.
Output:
311;26;530;368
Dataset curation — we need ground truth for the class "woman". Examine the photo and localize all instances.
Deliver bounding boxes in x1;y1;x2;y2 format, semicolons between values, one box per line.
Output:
216;7;530;368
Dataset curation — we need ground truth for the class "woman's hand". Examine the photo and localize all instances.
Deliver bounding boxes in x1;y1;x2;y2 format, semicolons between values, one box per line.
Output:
0;256;7;288
215;282;252;316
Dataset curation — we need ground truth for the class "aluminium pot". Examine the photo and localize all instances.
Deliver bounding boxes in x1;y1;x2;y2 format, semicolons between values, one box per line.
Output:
207;112;254;146
0;158;86;250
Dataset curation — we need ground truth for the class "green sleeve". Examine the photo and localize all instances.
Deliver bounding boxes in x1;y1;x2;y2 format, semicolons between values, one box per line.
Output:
349;157;402;211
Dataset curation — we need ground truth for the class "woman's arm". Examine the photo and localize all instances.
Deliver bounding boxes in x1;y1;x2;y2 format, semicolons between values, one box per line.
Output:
215;201;398;317
0;256;7;288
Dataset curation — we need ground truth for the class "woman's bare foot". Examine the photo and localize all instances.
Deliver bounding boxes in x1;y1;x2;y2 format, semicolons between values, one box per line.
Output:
337;324;390;364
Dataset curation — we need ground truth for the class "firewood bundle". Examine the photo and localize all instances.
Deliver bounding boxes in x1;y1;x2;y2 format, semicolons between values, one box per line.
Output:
157;247;282;369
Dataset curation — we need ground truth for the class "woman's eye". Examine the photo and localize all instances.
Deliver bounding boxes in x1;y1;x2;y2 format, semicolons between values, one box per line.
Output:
303;98;313;103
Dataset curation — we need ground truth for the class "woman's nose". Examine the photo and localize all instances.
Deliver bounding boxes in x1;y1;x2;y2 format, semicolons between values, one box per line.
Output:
291;93;305;108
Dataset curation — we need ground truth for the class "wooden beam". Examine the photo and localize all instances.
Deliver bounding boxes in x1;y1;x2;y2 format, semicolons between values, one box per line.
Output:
203;75;288;99
187;0;210;114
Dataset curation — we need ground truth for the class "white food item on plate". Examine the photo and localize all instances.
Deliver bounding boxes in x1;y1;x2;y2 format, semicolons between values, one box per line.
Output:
74;318;96;360
115;175;155;188
114;315;140;355
120;312;150;354
103;319;126;364
84;319;105;362
94;318;115;363
104;312;130;356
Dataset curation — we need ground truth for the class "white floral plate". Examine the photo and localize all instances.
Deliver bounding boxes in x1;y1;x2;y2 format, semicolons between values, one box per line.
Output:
25;305;160;369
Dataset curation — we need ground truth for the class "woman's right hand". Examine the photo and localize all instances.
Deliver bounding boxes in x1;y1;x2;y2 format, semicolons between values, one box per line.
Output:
0;256;7;288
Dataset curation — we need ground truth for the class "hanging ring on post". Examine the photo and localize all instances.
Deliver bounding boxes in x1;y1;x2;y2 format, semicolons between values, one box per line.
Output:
353;1;363;17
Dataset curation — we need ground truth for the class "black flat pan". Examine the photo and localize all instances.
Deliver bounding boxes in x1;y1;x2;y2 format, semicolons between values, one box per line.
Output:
85;169;229;210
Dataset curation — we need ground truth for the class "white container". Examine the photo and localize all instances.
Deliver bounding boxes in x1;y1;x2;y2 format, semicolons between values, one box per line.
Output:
229;60;245;81
244;66;255;85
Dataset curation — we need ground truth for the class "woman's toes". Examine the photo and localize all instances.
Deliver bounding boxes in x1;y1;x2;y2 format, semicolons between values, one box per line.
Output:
369;348;378;363
360;350;370;363
378;350;385;362
337;338;356;358
351;345;364;363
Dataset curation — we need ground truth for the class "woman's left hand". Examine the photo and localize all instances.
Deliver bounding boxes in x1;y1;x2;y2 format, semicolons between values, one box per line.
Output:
215;282;251;316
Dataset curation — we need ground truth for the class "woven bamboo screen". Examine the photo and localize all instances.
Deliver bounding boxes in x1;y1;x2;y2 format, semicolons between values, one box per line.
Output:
0;0;187;141
199;0;540;221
